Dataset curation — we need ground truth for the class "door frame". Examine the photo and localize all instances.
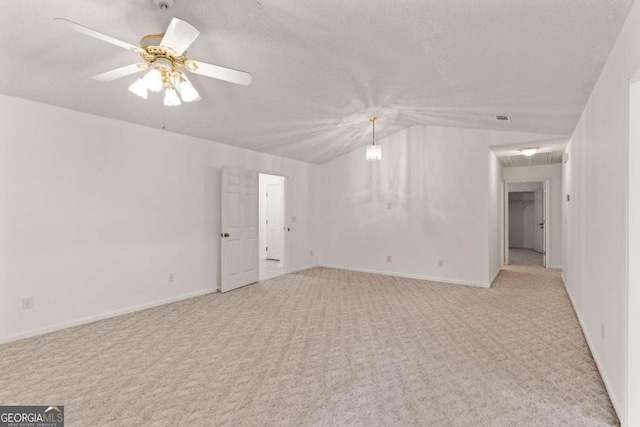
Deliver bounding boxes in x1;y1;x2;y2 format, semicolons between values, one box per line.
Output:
257;170;290;276
627;74;640;427
501;178;550;267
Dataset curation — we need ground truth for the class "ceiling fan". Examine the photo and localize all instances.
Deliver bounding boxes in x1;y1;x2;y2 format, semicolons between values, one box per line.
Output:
54;16;252;107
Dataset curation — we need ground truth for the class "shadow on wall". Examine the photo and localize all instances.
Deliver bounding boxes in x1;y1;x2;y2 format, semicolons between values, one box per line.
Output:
343;125;488;234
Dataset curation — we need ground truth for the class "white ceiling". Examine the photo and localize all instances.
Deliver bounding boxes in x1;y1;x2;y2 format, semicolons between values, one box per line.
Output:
491;137;569;167
0;1;633;164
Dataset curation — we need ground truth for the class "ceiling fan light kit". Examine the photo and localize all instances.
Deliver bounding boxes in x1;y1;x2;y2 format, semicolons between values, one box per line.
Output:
163;87;181;106
54;2;252;110
128;78;148;99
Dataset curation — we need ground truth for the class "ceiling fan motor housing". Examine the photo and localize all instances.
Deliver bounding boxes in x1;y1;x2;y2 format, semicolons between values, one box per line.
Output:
153;0;174;10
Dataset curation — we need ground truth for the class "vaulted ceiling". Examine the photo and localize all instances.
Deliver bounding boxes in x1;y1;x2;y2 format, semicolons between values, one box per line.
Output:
0;1;633;163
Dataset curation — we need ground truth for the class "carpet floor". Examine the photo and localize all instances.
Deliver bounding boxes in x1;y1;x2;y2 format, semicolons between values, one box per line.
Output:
0;266;618;426
509;248;544;266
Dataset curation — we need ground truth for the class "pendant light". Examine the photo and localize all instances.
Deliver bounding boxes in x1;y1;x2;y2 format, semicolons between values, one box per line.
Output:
365;117;382;161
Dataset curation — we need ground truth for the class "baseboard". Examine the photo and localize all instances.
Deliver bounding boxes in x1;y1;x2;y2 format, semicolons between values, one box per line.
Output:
319;264;491;288
0;288;217;345
561;275;623;423
287;265;320;274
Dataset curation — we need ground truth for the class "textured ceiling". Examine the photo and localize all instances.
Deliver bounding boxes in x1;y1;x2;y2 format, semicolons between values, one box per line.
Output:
0;0;633;164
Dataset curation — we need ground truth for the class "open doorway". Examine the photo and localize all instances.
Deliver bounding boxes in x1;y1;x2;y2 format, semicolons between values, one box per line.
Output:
259;173;286;280
504;181;548;267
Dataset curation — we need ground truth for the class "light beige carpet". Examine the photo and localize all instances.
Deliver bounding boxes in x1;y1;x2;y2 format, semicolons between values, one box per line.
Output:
0;266;618;426
509;248;544;266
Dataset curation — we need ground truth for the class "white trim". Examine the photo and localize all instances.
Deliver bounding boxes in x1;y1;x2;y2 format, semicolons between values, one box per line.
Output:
0;289;216;345
320;264;491;288
257;171;290;276
544;180;551;268
502;179;552;268
561;274;622;421
286;265;320;275
500;180;505;265
503;180;509;265
628;76;639;427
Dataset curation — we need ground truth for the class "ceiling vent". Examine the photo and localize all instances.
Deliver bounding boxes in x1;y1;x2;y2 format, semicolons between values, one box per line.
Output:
496;115;511;122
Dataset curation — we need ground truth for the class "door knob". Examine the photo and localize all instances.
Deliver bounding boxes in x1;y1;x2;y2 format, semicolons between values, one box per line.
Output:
220;232;230;238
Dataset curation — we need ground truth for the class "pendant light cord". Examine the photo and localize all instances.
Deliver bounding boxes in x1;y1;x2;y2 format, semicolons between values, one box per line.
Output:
371;117;377;146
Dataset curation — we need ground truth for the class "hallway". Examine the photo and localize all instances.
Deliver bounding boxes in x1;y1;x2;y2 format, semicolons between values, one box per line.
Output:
509;248;544;267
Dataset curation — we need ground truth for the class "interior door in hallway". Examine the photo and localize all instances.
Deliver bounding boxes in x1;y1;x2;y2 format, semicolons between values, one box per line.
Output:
534;187;545;265
221;166;259;293
266;181;283;261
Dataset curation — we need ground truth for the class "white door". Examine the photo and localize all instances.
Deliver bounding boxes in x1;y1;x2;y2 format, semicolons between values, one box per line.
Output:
542;185;547;268
221;166;258;293
504;183;510;265
534;187;545;259
266;182;284;261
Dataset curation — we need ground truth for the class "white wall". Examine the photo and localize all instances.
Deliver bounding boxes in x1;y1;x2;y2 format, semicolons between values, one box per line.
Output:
509;182;544;192
258;174;285;260
561;1;640;422
488;150;503;282
503;164;562;268
320;124;554;287
0;94;319;343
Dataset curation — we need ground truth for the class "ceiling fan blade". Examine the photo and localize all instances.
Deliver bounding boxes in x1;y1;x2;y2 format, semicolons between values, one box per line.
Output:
54;18;140;52
190;61;252;86
160;18;200;55
92;64;145;82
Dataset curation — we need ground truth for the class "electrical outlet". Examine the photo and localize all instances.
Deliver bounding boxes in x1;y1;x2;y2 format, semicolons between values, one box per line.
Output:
387;255;392;263
168;273;175;283
291;216;297;223
310;250;314;256
22;297;33;310
438;259;445;267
